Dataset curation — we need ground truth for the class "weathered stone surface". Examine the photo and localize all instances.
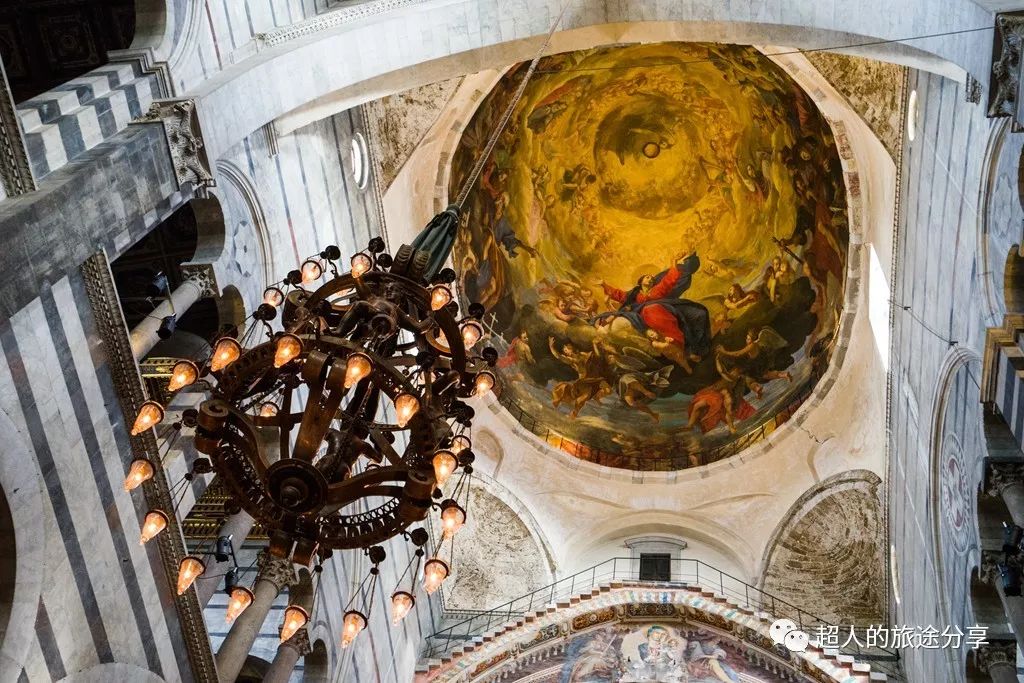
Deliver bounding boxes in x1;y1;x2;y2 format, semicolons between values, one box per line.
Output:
804;52;906;160
364;78;462;191
761;472;886;626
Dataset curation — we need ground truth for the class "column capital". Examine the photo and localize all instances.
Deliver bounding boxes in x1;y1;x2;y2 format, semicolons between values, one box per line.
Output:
136;98;215;190
280;627;312;655
179;263;219;298
976;640;1017;673
257;550;298;591
985;462;1024;498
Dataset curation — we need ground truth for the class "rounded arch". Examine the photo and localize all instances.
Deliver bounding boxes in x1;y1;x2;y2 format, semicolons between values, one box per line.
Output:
0;408;47;681
186;194;227;266
927;346;985;679
303;639;329;682
214;160;274;288
757;469;885;625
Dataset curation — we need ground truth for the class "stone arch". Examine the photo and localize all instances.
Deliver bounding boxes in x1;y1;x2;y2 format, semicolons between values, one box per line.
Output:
215;160;274;288
758;469;885;626
0;408;47;681
439;476;555;610
186;194;227;266
303;639;329;682
928;346;985;679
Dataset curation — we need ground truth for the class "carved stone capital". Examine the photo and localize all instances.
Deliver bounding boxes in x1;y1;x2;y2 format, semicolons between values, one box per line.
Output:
985;462;1024;498
989;12;1024;118
136;99;215;190
257;550;297;591
179;263;219;298
980;550;1003;585
976;640;1017;673
280;626;312;655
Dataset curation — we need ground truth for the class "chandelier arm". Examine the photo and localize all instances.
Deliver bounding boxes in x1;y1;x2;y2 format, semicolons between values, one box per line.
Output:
292;353;347;461
324;466;410;506
366;426;405;467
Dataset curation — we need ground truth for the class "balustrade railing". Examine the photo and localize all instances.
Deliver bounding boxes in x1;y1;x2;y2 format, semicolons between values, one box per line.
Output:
424;557;901;679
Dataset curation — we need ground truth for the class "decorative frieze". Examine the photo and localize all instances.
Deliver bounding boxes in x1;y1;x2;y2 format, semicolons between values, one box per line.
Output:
136;99;215;190
256;0;425;48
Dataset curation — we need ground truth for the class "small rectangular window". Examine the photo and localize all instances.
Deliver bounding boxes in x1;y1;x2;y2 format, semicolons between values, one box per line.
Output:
639;553;671;581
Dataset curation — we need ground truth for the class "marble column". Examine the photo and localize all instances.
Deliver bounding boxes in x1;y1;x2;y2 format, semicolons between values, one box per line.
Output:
982;551;1024;652
129;277;205;359
977;640;1018;683
196;511;255;608
215;550;296;683
263;627;312;683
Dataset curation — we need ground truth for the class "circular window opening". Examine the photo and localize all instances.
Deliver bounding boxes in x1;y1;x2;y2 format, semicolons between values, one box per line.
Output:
350;133;369;189
906;89;918;142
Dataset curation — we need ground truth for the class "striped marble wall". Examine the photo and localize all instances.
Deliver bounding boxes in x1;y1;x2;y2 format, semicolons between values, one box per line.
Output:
0;272;189;681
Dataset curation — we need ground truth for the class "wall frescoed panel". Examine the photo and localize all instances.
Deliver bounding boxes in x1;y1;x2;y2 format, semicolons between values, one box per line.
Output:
451;43;849;471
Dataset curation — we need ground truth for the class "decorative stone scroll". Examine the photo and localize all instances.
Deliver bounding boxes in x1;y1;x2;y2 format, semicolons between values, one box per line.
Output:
136;99;215;190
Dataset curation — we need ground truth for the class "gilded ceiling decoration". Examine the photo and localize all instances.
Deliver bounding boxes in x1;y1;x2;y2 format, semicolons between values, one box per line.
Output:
451;43;849;470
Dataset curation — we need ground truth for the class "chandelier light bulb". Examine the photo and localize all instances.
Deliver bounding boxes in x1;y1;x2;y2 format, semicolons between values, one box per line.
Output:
300;259;324;285
460;320;483;349
440;500;467;539
225;586;254;624
351;252;372;278
430;284;453;311
139;510;169;545
258;402;279;418
123;458;155;492
432;450;457;487
450;435;471;454
344;353;372;388
176;556;205;595
210;337;242;372
422;557;450;594
474;371;496;397
394;393;420;428
390;592;415;625
263;286;285;308
279;605;309;642
167;360;199;392
274;333;303;368
341;610;368;647
131;401;165;436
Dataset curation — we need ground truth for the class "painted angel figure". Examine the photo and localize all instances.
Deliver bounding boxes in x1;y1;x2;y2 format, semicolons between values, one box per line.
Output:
594;341;673;421
715;327;792;398
547;337;613;418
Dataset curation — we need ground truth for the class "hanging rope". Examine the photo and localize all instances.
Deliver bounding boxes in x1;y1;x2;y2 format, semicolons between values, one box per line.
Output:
454;0;572;209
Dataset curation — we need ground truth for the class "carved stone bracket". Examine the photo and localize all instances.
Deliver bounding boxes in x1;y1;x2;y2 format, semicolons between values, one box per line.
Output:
985;462;1024;498
179;263;219;298
256;550;298;591
988;12;1024;119
135;99;215;190
976;640;1017;673
967;74;983;104
280;627;312;655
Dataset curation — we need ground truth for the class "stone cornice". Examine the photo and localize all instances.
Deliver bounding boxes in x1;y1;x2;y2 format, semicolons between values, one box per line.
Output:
0;58;35;197
256;0;426;48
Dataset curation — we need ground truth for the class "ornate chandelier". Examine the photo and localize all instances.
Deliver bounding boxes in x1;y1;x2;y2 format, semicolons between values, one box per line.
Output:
126;208;495;642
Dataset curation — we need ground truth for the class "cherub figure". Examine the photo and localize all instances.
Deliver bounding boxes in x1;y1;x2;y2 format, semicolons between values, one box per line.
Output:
715;327;792;398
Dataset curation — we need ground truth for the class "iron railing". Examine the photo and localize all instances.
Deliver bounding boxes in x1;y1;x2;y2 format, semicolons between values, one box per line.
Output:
424;557;901;678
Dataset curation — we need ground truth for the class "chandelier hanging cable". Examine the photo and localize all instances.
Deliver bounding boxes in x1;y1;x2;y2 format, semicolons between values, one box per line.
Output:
122;1;571;647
